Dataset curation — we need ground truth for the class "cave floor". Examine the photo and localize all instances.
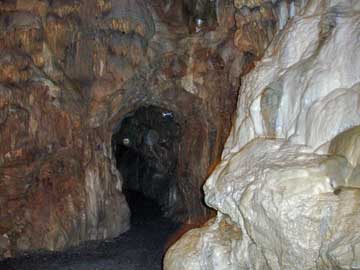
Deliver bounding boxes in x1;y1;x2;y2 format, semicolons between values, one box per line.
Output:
0;191;180;270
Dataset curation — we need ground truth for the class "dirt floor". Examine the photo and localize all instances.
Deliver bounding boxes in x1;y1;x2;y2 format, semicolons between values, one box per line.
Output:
0;191;181;270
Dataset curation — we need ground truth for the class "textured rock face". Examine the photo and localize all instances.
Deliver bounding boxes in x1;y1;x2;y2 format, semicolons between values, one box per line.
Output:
165;1;360;270
0;55;131;257
1;0;339;260
0;0;279;258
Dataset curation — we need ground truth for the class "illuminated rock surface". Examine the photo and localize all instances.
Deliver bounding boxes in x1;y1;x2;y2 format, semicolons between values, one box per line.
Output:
165;1;360;269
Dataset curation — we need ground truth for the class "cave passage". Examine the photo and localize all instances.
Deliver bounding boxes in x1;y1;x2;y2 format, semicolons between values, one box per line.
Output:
0;105;184;270
112;105;182;219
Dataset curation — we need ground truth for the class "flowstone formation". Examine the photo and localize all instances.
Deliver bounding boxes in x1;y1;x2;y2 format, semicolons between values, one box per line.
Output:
165;1;360;269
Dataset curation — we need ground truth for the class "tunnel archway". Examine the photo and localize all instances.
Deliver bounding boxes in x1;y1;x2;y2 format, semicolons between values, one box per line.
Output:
112;105;183;220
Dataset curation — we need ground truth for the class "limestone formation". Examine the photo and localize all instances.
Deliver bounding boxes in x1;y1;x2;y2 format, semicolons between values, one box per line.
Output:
165;1;360;269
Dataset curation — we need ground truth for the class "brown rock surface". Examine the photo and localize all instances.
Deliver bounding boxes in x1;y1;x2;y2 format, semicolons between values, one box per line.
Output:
0;0;282;258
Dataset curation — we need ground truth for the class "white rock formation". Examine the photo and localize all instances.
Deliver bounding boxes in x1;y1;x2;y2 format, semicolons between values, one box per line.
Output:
164;1;360;269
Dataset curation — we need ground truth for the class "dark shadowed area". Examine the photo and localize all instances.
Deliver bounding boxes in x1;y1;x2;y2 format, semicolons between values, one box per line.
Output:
112;105;183;219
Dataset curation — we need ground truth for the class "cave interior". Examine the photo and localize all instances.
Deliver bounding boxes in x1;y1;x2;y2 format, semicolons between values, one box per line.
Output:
1;0;359;269
112;106;182;220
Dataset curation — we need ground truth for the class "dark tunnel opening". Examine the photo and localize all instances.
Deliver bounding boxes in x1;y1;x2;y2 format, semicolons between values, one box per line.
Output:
112;105;182;222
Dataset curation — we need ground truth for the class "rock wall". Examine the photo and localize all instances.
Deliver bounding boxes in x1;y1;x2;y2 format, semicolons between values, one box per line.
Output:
0;0;283;258
0;53;130;257
0;0;153;258
165;1;360;269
